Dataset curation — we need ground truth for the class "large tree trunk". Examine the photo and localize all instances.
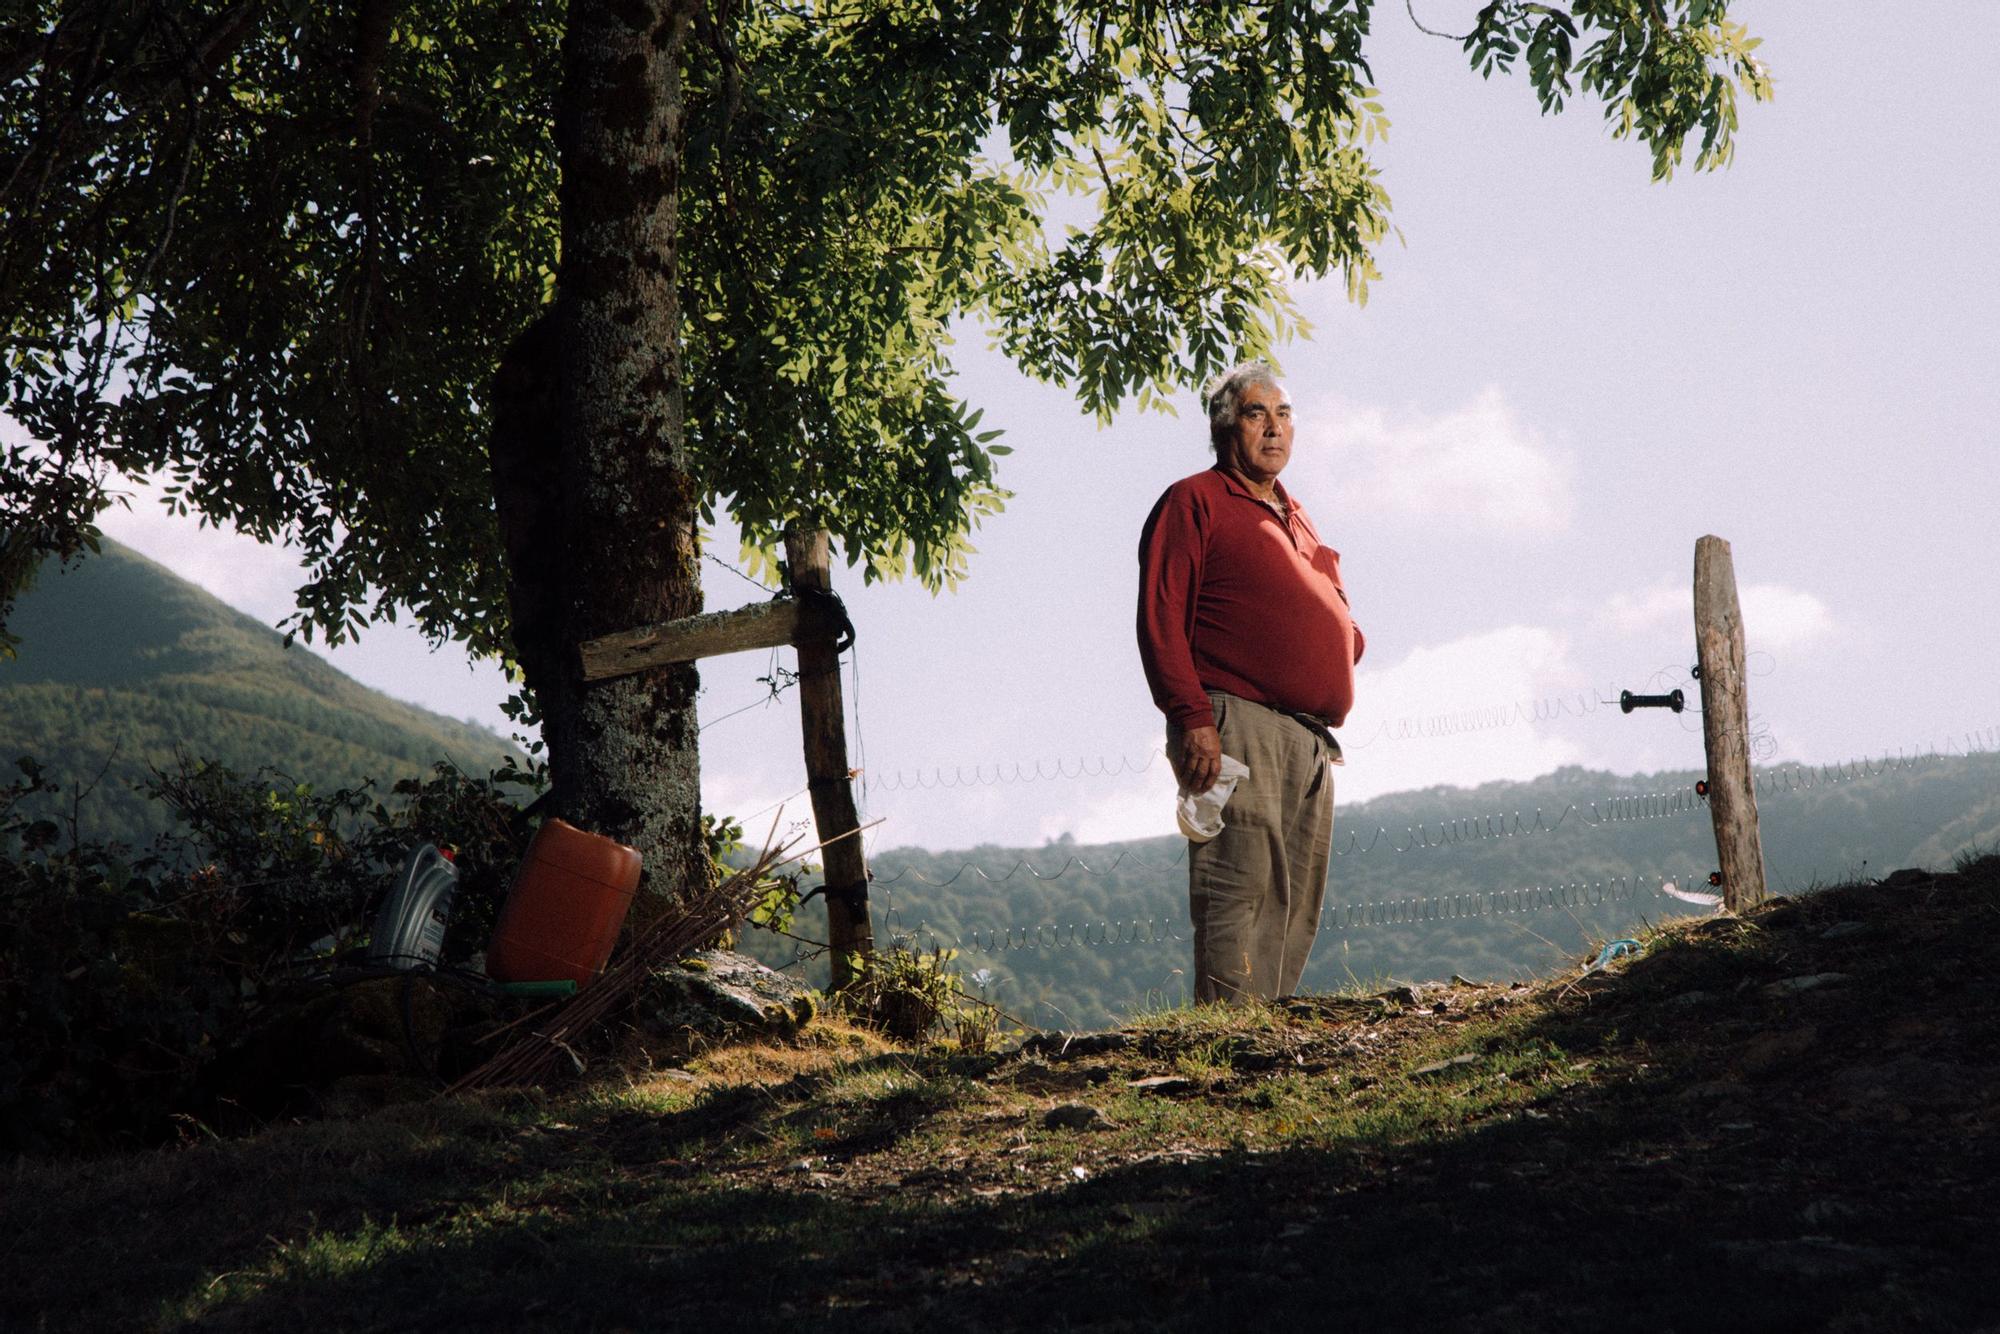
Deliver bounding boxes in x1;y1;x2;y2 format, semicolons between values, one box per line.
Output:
525;0;705;912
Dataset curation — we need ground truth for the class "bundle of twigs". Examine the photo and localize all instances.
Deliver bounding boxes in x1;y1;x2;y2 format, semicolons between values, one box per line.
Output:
448;833;799;1094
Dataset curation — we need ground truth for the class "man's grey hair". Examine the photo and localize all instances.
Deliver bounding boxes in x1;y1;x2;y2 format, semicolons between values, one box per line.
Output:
1206;361;1287;457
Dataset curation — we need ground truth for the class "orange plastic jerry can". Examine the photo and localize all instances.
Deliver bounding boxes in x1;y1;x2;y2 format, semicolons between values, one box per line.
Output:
485;818;643;988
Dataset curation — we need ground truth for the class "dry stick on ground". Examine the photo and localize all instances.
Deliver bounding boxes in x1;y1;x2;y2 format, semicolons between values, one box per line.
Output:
448;820;881;1093
448;845;791;1093
937;985;1034;1037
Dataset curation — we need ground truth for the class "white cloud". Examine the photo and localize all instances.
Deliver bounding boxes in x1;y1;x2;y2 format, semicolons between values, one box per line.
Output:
1338;625;1589;801
1035;763;1176;848
1357;624;1578;715
1295;386;1575;535
98;470;304;621
1603;583;1687;636
704;757;817;847
1597;577;1833;657
1740;583;1834;654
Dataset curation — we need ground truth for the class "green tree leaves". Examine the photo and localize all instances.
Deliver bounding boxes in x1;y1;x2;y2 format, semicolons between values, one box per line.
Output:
1464;1;1772;179
2;0;1769;646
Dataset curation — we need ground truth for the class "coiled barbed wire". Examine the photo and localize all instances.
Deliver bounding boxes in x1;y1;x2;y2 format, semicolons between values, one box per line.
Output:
865;784;1707;889
871;750;1163;793
1757;730;2000;794
871;843;1189;887
751;729;2000;897
848;736;2000;962
889;873;1696;957
894;915;1190;955
1340;786;1708;856
1341;685;1613;748
1322;875;1661;930
866;679;1667;792
862;670;1910;792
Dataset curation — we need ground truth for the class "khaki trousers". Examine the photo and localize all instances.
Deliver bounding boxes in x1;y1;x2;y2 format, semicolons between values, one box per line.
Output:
1170;691;1335;1004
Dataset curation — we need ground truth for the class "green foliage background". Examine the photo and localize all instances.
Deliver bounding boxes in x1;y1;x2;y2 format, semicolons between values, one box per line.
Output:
4;0;1771;654
750;754;2000;1028
0;749;536;1153
12;535;1988;1039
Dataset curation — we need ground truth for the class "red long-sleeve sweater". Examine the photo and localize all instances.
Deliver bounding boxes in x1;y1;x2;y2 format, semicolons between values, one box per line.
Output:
1136;466;1364;733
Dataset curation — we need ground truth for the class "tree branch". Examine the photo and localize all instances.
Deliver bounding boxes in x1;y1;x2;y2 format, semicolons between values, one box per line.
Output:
1405;0;1475;42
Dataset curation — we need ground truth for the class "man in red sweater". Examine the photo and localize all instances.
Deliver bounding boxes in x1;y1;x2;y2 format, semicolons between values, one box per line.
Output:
1136;362;1364;1002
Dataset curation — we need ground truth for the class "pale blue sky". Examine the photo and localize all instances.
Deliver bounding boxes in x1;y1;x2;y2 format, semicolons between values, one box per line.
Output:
93;7;2000;853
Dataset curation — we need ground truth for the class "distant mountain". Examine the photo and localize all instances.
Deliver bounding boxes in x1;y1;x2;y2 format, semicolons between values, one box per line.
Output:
12;540;1995;1033
0;538;520;846
752;750;2000;1028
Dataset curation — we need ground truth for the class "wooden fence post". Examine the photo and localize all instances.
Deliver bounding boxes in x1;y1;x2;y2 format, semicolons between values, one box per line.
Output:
783;528;874;987
1693;535;1769;911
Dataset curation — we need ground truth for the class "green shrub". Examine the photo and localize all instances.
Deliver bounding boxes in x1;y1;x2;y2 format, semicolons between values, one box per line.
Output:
841;945;993;1044
0;754;542;1154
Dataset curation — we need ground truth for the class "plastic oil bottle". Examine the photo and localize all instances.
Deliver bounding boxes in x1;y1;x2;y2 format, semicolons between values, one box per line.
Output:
364;844;460;970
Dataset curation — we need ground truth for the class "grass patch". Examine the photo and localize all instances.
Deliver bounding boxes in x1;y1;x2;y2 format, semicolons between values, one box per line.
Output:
7;868;2000;1331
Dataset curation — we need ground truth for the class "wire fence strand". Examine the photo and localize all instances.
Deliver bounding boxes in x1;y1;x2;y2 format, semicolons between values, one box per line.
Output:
886;872;1705;958
741;727;2000;974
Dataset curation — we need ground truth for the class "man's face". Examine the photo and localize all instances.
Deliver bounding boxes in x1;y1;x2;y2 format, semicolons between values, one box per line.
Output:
1222;381;1294;487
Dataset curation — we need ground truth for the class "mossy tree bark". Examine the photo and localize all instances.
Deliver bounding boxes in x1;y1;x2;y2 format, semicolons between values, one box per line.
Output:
535;0;705;910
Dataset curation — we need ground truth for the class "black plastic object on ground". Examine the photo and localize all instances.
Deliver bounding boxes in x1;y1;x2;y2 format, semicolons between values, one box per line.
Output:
364;845;459;970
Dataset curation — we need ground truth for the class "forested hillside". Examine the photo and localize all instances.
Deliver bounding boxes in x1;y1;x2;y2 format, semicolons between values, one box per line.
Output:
0;541;520;845
9;539;1994;1032
752;752;2000;1027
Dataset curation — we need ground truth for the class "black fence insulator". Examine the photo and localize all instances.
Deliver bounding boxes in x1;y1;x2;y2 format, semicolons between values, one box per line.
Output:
1620;689;1685;714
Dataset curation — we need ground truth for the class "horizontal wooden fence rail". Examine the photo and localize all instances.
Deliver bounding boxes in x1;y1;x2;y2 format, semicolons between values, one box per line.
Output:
578;595;847;683
574;528;873;987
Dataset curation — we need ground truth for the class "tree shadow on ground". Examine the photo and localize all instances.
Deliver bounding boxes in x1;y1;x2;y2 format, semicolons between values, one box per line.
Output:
8;871;1998;1332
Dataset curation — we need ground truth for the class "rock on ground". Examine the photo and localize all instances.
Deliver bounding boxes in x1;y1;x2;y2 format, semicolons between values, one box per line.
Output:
633;949;818;1057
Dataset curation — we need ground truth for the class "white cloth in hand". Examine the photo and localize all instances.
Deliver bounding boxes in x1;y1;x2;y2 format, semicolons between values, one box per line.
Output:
1176;755;1250;843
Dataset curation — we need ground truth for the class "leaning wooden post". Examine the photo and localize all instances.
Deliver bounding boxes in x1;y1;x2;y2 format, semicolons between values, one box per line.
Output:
783;527;874;988
1693;535;1768;911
